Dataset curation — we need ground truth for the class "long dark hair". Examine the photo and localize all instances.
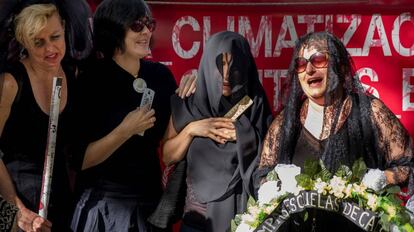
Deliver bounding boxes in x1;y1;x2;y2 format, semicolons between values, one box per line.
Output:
278;31;383;172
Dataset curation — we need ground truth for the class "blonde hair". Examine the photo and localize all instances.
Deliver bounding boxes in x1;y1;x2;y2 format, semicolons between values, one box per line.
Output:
14;4;61;47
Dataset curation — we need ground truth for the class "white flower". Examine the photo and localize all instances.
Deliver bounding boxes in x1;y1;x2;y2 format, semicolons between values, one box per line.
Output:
241;213;255;223
274;164;301;194
247;206;260;219
362;169;387;192
344;184;353;198
366;193;378;211
258;180;282;206
329;176;347;198
352;183;367;196
314;178;328;194
386;205;397;218
263;204;277;214
235;222;254;232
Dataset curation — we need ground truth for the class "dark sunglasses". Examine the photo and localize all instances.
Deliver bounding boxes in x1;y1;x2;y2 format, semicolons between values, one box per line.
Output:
130;17;156;33
294;52;329;73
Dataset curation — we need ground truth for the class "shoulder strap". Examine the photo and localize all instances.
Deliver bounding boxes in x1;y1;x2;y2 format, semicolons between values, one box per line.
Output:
4;62;25;105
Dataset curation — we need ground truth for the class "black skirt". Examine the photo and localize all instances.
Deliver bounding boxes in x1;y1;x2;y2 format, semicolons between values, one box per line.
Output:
71;182;168;232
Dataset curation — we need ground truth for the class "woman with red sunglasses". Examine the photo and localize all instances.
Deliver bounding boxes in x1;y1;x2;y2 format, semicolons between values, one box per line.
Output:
70;0;179;231
256;31;413;231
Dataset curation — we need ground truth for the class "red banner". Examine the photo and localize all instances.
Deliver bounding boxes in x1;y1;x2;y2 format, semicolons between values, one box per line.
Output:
148;3;414;137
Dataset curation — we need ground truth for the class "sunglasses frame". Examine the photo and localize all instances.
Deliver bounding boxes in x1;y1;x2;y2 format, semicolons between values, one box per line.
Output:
130;17;157;33
294;52;329;73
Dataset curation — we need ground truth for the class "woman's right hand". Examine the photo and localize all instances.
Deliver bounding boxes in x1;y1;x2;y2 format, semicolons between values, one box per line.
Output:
187;117;235;143
119;105;156;137
17;205;52;232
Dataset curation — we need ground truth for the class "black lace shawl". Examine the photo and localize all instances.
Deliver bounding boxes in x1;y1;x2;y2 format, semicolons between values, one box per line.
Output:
257;31;414;195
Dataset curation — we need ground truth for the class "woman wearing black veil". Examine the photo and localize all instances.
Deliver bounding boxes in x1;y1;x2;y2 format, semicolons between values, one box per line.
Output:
256;31;414;231
160;31;272;231
0;0;92;231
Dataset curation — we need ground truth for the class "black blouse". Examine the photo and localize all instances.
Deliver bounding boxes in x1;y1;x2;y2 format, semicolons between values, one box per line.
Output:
73;58;176;200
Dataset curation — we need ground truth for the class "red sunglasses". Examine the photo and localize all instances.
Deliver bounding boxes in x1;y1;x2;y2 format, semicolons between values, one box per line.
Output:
294;52;329;73
130;17;156;33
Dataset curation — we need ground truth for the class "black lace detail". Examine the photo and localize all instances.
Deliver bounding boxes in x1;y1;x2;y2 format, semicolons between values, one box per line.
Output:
0;197;18;232
256;32;413;195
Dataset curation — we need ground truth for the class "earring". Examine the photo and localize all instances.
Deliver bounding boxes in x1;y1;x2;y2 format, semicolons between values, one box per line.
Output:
19;47;27;59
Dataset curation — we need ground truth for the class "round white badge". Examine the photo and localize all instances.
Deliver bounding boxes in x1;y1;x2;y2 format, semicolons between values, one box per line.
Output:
133;78;147;93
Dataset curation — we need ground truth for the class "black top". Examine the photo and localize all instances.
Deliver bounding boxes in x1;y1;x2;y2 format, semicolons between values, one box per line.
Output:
1;62;74;172
0;61;74;229
292;128;327;168
73;58;176;200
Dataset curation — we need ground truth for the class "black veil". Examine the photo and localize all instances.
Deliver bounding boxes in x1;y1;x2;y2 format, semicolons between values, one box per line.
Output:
171;31;272;230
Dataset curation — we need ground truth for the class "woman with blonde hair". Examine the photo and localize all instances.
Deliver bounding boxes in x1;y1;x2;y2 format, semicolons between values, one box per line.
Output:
0;1;92;231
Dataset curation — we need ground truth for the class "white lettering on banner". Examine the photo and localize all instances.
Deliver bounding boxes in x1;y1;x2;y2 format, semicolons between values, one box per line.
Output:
274;15;298;57
262;69;288;111
356;68;380;98
227;16;235;32
363;14;391;56
172;13;413;58
403;68;414;111
239;16;272;57
172;16;200;59
337;14;362;56
392;12;414;57
364;215;377;231
325;15;334;33
203;16;211;49
298;15;324;34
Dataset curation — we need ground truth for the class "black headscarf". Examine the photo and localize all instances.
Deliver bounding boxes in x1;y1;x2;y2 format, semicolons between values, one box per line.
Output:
171;31;272;230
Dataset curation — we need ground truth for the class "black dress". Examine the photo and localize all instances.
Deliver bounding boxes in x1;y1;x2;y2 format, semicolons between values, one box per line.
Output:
0;61;75;231
285;126;364;232
166;31;272;232
70;58;176;232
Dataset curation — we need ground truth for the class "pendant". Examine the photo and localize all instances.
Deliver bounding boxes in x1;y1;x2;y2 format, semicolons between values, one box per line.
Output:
133;78;147;93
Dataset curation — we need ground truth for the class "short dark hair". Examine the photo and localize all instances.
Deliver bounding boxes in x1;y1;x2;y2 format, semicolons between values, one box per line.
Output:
93;0;151;58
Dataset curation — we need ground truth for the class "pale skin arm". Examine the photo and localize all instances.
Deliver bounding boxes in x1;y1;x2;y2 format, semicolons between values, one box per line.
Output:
162;116;235;166
81;105;155;170
0;73;51;232
176;73;197;99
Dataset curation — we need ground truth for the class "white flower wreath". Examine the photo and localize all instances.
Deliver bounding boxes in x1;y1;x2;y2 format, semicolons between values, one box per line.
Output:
231;158;414;232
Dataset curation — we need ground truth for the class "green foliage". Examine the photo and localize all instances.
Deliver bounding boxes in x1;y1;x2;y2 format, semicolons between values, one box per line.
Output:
247;196;256;208
385;185;401;195
351;158;367;182
230;220;237;232
335;165;352;181
266;169;278;182
315;161;332;182
379;213;391;232
303;211;309;222
303;159;320;177
295;174;313;190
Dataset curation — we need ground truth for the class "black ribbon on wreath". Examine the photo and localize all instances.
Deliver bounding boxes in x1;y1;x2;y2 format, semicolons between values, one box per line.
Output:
254;190;380;232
